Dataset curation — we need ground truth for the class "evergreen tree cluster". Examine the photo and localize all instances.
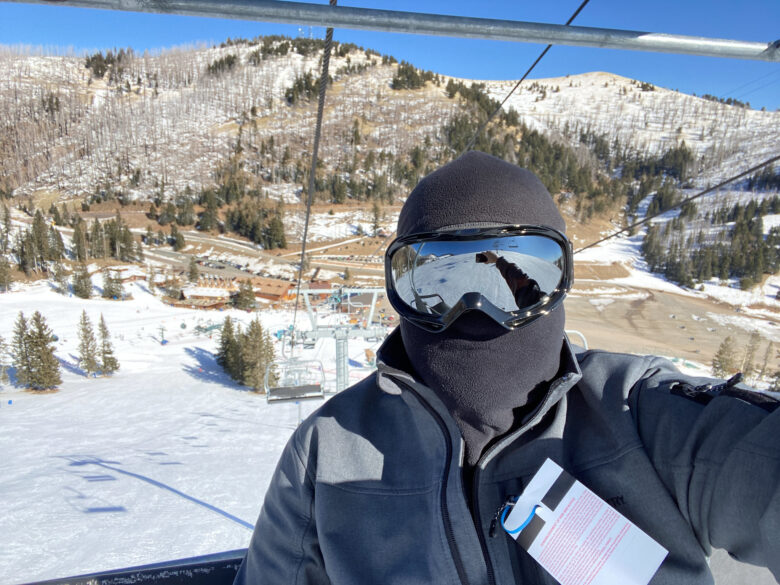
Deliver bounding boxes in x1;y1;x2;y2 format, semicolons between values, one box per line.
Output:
71;262;93;299
11;209;66;275
85;49;132;80
748;165;780;192
76;311;119;377
642;199;780;289
621;142;694;183
391;61;436;90
700;94;750;109
225;198;286;249
712;332;774;386
11;311;62;390
0;255;13;293
285;72;328;105
441;95;622;221
645;180;681;217
73;212;142;263
216;316;277;391
101;269;125;300
233;279;257;310
207;54;238;76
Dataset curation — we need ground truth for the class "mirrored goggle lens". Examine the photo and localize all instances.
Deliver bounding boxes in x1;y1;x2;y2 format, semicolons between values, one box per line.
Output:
390;235;565;316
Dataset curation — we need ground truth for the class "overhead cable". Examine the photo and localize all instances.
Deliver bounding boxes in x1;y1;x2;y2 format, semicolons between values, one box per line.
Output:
462;0;591;154
291;0;337;350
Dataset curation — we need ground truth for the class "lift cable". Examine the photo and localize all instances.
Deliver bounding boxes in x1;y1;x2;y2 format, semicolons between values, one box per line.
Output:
291;0;337;351
573;153;780;255
722;68;780;100
461;0;591;154
365;1;592;257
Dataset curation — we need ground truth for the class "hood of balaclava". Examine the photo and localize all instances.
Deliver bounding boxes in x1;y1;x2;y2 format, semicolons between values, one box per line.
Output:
396;151;567;468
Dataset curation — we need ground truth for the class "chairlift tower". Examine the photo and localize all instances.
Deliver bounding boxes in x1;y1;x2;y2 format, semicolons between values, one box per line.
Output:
295;284;389;391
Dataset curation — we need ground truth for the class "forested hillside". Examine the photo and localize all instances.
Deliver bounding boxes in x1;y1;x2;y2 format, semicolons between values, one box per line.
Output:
0;36;778;290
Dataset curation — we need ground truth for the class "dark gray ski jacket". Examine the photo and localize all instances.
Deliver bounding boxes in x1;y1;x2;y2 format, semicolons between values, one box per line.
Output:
235;330;780;584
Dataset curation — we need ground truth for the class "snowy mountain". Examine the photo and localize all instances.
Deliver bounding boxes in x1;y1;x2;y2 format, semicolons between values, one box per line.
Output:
1;41;777;202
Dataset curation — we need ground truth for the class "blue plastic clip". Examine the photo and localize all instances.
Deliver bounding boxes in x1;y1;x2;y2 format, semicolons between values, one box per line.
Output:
502;504;539;535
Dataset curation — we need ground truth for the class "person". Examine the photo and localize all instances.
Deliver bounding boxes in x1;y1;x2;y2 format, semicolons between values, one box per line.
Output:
234;151;779;585
476;250;543;309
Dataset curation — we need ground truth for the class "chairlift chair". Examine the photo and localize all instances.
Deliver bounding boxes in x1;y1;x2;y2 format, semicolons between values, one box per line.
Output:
264;359;326;403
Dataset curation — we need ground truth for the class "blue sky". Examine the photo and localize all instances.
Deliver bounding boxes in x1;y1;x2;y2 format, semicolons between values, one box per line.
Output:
1;0;778;110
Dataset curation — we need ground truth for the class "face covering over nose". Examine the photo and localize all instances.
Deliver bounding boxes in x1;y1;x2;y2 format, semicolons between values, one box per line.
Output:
396;151;567;467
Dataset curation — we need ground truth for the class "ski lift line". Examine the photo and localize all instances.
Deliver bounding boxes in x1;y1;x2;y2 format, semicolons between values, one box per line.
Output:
573;153;780;255
15;0;780;61
292;0;337;355
462;0;591;154
733;76;780;101
722;68;780;99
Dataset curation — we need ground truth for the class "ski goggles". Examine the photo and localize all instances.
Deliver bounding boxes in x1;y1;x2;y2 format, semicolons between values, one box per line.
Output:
385;225;573;332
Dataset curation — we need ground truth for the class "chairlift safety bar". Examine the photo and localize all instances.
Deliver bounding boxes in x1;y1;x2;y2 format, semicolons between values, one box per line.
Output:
6;0;780;62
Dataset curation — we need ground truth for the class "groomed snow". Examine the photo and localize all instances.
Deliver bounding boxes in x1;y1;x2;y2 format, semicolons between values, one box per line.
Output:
0;280;383;583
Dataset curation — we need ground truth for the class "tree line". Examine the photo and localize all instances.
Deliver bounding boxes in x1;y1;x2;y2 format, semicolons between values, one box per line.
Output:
0;310;119;391
216;315;277;391
642;196;780;289
712;332;778;389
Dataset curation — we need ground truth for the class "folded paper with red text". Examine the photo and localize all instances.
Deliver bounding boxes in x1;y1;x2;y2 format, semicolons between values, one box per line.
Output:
503;459;667;585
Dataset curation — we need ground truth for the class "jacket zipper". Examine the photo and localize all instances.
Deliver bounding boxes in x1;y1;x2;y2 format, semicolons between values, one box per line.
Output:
474;374;573;584
398;381;470;585
472;468;497;585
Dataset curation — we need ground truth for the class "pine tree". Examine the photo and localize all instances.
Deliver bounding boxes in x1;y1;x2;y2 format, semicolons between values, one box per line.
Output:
234;279;255;310
98;314;119;375
148;265;157;292
188;256;199;283
48;227;65;260
51;261;68;294
712;335;738;378
134;241;145;261
72;263;92;298
73;220;87;262
1;204;10;254
11;312;30;386
77;310;99;377
32;210;49;262
240;317;275;391
217;316;241;379
171;224;185;251
740;331;761;381
0;256;12;292
26;311;62;390
90;219;105;259
165;273;182;299
101;269;123;300
0;335;10;386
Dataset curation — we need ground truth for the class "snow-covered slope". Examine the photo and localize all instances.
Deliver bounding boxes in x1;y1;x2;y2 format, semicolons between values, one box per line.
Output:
0;280;380;582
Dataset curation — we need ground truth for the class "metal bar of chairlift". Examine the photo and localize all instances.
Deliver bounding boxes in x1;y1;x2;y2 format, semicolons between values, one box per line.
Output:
8;0;780;62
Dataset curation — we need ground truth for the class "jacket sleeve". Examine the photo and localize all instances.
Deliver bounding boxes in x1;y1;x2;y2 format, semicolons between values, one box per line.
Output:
494;256;541;307
233;431;330;585
628;357;780;578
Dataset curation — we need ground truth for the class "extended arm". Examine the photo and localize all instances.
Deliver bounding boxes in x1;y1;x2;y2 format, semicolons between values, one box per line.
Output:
494;256;542;307
629;361;780;578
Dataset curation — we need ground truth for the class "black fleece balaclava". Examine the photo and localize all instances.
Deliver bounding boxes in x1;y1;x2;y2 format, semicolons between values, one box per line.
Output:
397;151;566;468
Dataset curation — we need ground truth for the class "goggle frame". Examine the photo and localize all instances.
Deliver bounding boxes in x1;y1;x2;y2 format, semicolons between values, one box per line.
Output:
384;225;574;332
